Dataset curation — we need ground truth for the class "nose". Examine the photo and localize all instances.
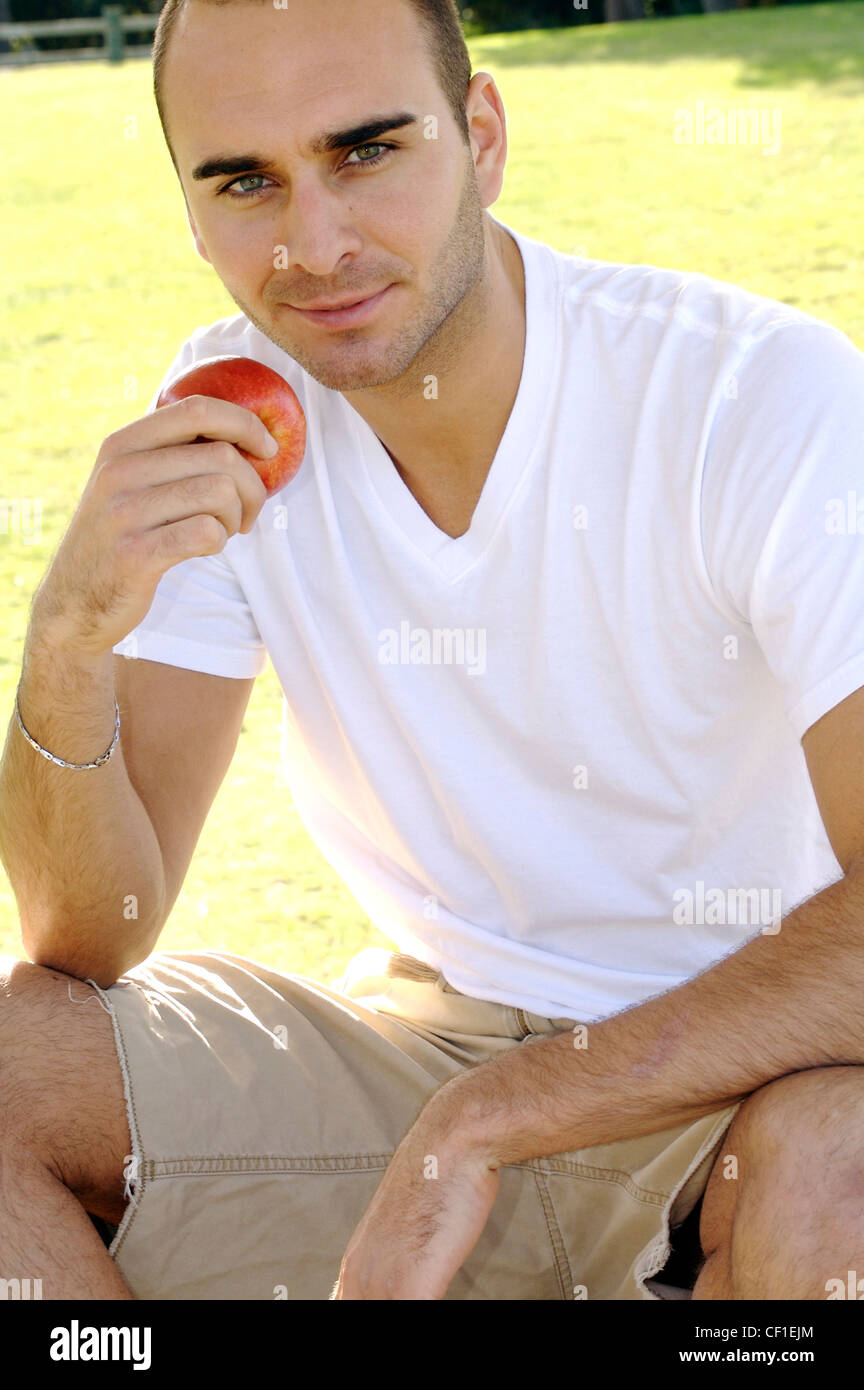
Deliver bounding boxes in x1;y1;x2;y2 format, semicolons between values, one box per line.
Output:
275;171;363;278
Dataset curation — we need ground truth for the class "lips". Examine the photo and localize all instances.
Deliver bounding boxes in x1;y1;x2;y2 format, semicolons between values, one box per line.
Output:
292;291;381;311
286;285;394;328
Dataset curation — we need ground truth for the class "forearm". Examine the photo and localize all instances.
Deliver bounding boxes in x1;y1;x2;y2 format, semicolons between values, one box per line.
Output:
431;862;864;1165
0;625;167;985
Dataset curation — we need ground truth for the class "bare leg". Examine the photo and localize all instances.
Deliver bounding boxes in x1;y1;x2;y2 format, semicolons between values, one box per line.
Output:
693;1065;864;1300
0;957;133;1299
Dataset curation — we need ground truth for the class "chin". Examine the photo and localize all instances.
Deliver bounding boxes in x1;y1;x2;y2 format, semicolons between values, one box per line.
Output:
305;362;407;392
277;337;419;394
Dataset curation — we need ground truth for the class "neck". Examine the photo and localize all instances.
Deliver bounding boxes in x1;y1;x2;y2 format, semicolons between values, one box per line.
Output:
341;217;527;538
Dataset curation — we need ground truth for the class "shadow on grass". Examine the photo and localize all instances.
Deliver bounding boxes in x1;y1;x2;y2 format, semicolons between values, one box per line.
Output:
469;2;864;89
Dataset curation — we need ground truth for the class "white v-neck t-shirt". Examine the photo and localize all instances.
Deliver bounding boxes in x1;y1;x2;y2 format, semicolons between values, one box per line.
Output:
114;217;864;1022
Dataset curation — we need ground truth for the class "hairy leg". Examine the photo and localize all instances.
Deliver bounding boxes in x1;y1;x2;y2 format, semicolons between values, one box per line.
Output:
693;1065;864;1300
0;957;133;1299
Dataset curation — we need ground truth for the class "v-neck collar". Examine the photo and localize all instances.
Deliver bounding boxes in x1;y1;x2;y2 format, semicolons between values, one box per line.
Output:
342;217;560;584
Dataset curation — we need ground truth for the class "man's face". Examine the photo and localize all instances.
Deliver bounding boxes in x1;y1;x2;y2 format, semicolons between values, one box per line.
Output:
160;0;491;392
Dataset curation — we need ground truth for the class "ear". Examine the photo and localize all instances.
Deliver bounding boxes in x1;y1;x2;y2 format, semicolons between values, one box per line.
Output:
464;71;508;211
186;202;212;265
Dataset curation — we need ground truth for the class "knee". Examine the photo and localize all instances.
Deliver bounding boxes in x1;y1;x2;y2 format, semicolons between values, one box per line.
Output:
0;954;71;1017
732;1065;864;1169
701;1065;864;1256
696;1067;864;1299
1;954;66;988
0;955;81;1025
0;958;92;1123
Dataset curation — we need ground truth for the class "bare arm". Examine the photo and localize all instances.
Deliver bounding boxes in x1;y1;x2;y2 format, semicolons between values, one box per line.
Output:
1;643;260;991
0;635;167;986
434;859;864;1166
0;391;276;987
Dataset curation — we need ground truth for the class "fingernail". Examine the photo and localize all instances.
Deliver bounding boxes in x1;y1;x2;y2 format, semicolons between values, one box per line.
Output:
266;434;280;456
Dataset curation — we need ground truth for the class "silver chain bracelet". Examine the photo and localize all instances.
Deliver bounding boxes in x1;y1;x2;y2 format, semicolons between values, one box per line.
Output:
15;682;121;770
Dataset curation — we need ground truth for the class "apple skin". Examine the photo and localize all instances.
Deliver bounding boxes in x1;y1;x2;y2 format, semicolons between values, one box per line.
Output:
156;355;307;495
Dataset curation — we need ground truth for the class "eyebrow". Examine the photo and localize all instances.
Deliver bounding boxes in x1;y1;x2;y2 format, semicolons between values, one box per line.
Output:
191;112;419;182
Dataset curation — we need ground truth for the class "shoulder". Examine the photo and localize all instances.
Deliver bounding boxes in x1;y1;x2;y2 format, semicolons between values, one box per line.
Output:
530;232;842;359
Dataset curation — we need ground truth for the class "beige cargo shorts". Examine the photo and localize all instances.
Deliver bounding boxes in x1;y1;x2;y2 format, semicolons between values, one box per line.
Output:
89;946;740;1300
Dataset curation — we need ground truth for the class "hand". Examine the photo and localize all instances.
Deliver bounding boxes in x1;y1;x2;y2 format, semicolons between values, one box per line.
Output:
30;394;276;661
331;1098;500;1300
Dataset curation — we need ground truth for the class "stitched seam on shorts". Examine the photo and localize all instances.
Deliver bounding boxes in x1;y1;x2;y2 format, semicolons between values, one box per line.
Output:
148;1153;395;1176
532;1171;573;1299
144;1153;670;1202
84;978;147;1266
514;1158;668;1206
145;1151;675;1200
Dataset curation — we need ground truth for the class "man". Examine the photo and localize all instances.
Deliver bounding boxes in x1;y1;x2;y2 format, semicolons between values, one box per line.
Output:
1;0;864;1302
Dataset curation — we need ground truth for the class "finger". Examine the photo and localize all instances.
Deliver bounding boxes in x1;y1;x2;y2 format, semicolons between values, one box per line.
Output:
105;441;268;533
111;471;244;540
131;513;232;568
103;393;280;463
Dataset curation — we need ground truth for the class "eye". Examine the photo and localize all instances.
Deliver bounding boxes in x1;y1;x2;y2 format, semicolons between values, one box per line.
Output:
342;142;392;169
221;174;275;200
219;143;394;201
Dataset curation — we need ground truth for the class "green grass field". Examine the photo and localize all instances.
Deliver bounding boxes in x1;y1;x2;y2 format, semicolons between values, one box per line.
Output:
1;3;862;978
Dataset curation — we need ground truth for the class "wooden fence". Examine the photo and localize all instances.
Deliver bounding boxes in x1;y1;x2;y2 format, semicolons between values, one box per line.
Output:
0;8;158;65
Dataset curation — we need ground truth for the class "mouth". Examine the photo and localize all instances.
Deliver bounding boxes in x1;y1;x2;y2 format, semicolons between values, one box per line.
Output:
286;285;394;328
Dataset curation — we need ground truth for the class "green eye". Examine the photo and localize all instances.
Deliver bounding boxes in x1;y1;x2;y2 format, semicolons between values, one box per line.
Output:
345;143;391;168
233;175;267;193
222;174;274;200
220;143;394;202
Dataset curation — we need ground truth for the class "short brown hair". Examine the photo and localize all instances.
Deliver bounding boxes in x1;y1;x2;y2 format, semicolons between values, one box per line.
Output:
152;0;473;160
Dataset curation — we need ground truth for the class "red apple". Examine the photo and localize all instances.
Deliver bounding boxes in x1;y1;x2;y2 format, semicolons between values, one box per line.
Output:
156;355;306;495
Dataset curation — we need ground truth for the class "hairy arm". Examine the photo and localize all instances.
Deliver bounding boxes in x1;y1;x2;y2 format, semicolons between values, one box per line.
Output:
434;857;864;1166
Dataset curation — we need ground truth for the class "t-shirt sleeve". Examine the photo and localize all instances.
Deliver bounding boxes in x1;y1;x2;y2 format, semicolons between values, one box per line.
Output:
700;319;864;741
111;336;268;680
